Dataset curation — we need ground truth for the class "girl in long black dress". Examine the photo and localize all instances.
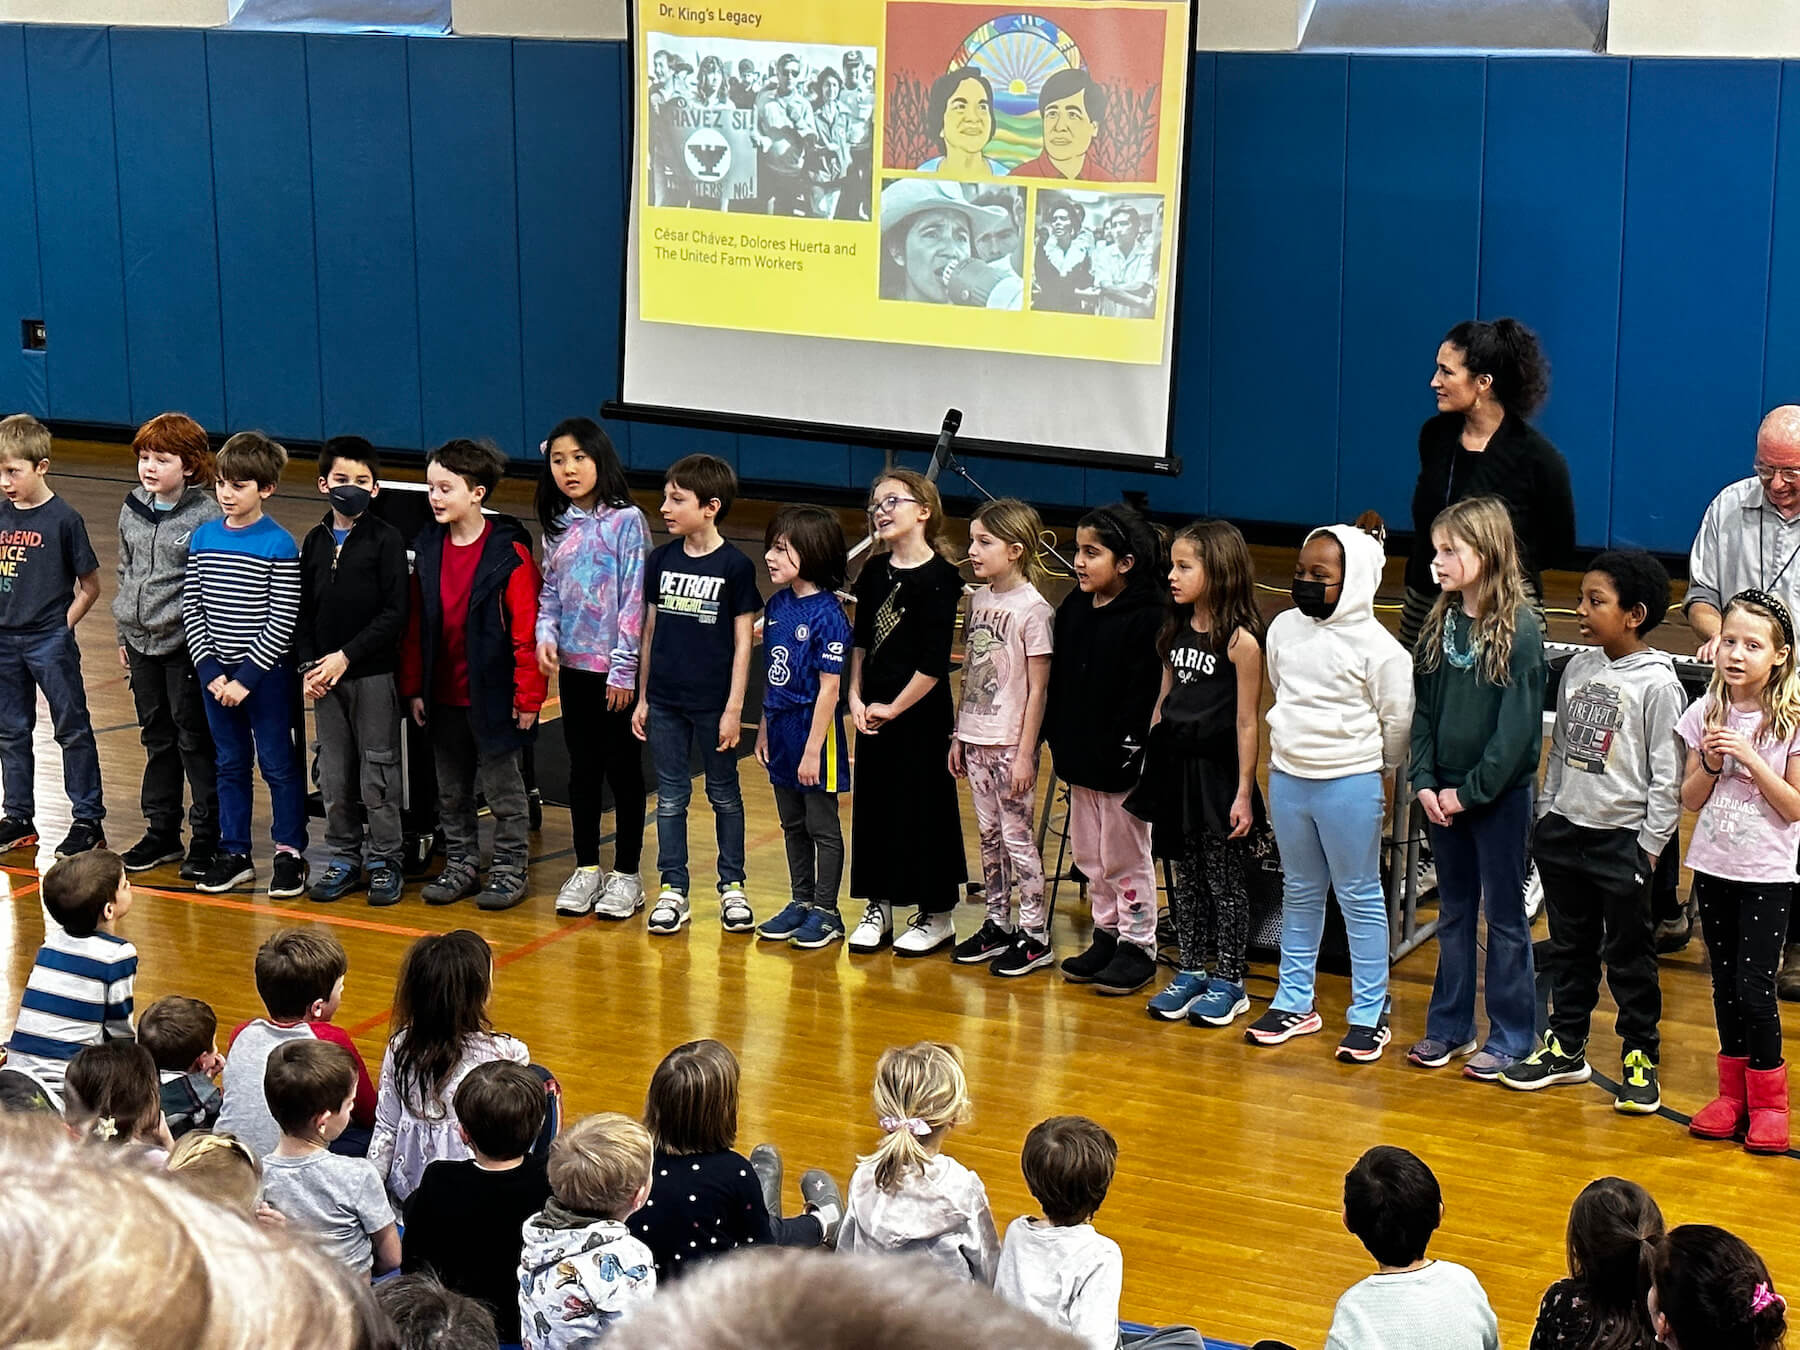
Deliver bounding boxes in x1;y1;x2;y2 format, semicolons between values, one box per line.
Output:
846;468;969;957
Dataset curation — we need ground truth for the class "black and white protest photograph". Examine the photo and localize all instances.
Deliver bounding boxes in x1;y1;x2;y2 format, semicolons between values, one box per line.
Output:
1029;188;1164;318
876;178;1027;309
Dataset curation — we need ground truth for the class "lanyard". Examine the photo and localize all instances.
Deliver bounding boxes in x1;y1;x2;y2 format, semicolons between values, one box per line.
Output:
1761;505;1800;594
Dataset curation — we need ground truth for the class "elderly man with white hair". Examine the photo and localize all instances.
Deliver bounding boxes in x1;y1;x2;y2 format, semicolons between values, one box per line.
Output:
1684;404;1800;998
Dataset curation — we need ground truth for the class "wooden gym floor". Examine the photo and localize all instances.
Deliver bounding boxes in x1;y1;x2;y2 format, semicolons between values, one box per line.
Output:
0;442;1793;1345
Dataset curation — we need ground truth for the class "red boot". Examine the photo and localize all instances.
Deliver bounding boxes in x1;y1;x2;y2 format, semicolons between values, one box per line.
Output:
1690;1054;1750;1139
1745;1063;1790;1154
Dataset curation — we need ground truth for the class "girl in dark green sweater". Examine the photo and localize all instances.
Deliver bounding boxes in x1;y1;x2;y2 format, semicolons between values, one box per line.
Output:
1405;496;1547;1080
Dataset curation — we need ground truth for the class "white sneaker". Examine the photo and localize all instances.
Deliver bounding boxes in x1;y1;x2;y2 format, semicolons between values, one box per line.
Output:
720;884;755;933
1523;859;1544;922
595;870;645;920
848;901;892;953
554;865;604;917
894;910;955;958
648;888;690;936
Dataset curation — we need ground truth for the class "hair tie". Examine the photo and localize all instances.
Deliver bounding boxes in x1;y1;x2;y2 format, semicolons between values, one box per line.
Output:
1752;1282;1786;1315
1731;588;1796;648
878;1115;931;1137
94;1115;118;1142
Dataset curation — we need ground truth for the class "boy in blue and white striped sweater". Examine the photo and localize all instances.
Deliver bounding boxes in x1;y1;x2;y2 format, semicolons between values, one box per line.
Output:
3;849;137;1098
181;432;307;898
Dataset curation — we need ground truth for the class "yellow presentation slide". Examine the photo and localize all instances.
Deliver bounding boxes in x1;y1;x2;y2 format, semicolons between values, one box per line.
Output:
637;0;1193;366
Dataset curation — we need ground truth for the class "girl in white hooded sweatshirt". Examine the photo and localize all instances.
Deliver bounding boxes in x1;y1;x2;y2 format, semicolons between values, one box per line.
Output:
1246;516;1414;1063
837;1041;1000;1285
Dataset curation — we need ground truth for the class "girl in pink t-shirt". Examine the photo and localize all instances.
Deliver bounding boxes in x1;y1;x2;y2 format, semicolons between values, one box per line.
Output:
949;499;1056;978
1678;589;1800;1155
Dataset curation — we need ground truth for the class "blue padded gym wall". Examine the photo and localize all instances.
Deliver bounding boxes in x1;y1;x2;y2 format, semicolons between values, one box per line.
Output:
1;25;1798;553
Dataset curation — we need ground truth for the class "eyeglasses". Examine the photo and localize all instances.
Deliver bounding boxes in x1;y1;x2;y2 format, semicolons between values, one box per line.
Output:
1756;462;1800;486
868;494;919;517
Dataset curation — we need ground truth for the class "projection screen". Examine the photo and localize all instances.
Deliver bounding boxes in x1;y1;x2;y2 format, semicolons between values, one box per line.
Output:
617;0;1198;467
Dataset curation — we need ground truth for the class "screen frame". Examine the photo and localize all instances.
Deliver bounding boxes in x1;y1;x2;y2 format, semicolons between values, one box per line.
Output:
610;0;1201;476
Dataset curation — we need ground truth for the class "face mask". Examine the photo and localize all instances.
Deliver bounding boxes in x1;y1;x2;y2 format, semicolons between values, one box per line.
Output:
1291;579;1339;620
328;485;371;519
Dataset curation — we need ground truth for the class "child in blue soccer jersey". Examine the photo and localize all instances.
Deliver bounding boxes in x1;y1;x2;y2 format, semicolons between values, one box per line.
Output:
754;506;853;950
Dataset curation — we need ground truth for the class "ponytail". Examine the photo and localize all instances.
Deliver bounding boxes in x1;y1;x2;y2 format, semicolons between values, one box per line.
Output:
1444;317;1550;419
861;1043;972;1193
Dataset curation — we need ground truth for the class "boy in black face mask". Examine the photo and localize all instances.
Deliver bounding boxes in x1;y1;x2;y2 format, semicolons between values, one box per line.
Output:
296;436;410;906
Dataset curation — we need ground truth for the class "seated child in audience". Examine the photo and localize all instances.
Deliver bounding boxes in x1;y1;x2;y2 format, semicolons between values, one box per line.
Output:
1326;1145;1498;1350
369;929;531;1205
1650;1224;1786;1350
139;994;224;1137
64;1041;169;1153
217;926;376;1162
837;1041;1000;1285
402;1060;552;1343
628;1038;840;1281
260;1039;399;1278
4;850;136;1094
165;1129;263;1219
520;1112;659;1347
378;1273;498;1350
1531;1176;1663;1350
995;1116;1123;1350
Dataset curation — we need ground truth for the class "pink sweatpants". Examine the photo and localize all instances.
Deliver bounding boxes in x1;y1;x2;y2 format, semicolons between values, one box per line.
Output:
1068;784;1157;950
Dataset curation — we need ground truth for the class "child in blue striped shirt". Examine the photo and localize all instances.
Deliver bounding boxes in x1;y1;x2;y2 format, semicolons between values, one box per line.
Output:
181;432;307;899
3;849;137;1097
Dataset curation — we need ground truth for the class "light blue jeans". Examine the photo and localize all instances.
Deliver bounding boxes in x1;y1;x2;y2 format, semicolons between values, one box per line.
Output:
1268;769;1391;1027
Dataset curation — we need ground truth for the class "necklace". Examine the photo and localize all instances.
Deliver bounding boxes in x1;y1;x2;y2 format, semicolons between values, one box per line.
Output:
1441;611;1479;670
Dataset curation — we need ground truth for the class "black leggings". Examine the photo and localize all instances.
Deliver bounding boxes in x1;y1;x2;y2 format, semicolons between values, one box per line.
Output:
559;667;645;872
1171;834;1252;983
1692;871;1792;1070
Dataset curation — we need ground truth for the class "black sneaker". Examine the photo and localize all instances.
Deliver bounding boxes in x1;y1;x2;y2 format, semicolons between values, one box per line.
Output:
992;930;1056;977
1091;942;1159;996
1336;1022;1393;1064
1059;929;1118;984
269;852;307;899
54;820;106;859
1614;1050;1662;1115
476;865;529;912
195;852;254;893
952;919;1015;965
180;841;218;882
1499;1034;1592;1092
1245;1008;1324;1046
366;862;404;907
422;857;482;906
121;832;184;872
0;818;37;855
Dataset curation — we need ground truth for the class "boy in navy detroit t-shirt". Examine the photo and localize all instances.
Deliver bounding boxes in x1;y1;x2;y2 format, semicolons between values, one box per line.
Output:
631;455;761;936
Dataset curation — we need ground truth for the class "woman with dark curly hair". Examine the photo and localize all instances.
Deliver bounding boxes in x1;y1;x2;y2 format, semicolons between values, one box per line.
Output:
1399;318;1574;650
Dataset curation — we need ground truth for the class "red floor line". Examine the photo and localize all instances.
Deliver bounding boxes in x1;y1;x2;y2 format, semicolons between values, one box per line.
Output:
129;884;434;939
493;916;594;971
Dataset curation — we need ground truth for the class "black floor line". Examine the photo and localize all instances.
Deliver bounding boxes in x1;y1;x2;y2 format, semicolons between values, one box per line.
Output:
1586;1067;1800;1161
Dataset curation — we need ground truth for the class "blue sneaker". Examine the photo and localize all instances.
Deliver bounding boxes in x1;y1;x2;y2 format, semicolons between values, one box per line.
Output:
1146;971;1210;1021
1188;979;1251;1027
757;900;811;942
308;860;361;903
789;908;846;950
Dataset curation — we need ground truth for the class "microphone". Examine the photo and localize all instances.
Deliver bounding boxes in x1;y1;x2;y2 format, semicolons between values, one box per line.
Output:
932;408;963;469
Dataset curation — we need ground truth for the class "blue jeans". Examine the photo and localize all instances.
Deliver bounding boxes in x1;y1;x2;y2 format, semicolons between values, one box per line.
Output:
200;666;307;856
1268;770;1390;1027
0;625;104;821
647;702;745;893
1426;783;1536;1057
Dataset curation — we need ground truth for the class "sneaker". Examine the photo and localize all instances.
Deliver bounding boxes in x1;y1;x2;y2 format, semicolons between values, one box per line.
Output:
195;851;254;894
121;832;183;872
1091;942;1159;995
800;1168;844;1247
54;820;105;859
179;841;217;882
648;889;691;935
1059;929;1119;984
951;919;1015;965
749;1143;783;1220
1523;858;1544;922
758;900;811;942
269;852;307;899
1614;1050;1662;1114
421;857;481;906
554;866;604;917
848;901;893;953
1188;980;1252;1028
477;865;529;911
1463;1048;1518;1081
790;909;846;950
1245;1008;1323;1046
1406;1036;1479;1069
992;930;1055;977
366;862;403;907
894;910;955;958
308;860;362;903
594;871;646;920
1499;1034;1592;1092
1337;1022;1392;1063
1147;971;1211;1021
719;885;755;933
0;817;38;854
1654;897;1697;955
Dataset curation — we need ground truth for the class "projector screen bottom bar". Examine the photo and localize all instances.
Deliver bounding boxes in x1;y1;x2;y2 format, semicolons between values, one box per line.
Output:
601;402;1181;477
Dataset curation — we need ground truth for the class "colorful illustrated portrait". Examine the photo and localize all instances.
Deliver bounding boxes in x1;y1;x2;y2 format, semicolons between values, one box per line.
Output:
881;3;1168;183
1029;189;1164;318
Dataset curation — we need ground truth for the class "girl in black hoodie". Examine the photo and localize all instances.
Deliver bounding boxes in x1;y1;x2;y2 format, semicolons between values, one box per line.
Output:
1045;504;1166;995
